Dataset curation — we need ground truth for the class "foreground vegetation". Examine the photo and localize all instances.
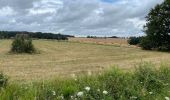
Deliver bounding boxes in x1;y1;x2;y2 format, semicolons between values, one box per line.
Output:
0;63;169;100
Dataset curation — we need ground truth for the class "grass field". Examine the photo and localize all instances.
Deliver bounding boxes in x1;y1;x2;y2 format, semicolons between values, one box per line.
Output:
69;37;129;47
0;39;170;82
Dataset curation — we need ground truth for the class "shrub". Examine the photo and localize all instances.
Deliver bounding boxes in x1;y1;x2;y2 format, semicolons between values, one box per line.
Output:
128;37;142;45
0;73;8;88
11;34;36;53
140;37;153;50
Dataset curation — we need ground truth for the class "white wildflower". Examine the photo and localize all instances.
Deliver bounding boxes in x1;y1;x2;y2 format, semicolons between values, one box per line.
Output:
149;92;153;95
103;90;108;95
58;94;64;100
165;97;170;100
60;96;64;100
52;91;56;96
75;98;77;100
97;89;100;92
71;74;76;78
71;74;77;81
77;92;83;97
130;96;138;99
70;96;74;99
88;71;92;76
85;86;90;91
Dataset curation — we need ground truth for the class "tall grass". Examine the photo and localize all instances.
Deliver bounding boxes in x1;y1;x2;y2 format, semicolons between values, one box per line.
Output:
0;63;170;100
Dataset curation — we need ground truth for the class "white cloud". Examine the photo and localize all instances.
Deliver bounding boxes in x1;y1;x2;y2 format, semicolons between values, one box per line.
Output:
0;6;16;16
126;18;146;30
0;0;164;36
28;0;63;15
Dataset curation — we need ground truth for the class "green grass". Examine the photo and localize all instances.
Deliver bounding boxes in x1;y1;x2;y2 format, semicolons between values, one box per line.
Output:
0;39;170;82
0;63;170;100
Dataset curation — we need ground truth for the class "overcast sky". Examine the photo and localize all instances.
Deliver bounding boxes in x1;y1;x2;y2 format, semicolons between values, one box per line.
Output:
0;0;163;37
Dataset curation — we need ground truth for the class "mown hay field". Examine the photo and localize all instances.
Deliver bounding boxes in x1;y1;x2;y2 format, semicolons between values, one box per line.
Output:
69;37;129;46
0;39;170;82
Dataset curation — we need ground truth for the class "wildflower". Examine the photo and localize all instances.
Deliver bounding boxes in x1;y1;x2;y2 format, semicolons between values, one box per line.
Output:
140;82;143;84
52;91;56;96
130;96;137;99
58;94;64;99
165;97;170;100
103;90;108;95
97;89;100;92
88;71;92;76
60;96;64;100
71;74;77;81
71;74;76;78
85;86;90;91
149;92;153;95
70;96;74;99
77;92;83;97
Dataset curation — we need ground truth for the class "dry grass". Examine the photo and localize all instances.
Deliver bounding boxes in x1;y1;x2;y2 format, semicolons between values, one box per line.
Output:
0;39;170;82
69;37;130;47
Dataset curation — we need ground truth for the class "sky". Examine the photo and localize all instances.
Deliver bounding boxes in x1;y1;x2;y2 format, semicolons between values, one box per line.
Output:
0;0;163;37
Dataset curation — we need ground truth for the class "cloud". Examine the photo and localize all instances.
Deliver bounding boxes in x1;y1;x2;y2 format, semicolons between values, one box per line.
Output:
0;0;163;36
0;6;16;16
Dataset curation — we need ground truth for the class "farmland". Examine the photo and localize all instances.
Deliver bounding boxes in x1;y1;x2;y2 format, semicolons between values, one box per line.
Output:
0;39;170;82
69;37;129;47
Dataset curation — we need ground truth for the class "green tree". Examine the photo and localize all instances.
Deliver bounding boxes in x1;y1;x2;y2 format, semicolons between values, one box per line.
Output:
11;34;35;53
140;0;170;51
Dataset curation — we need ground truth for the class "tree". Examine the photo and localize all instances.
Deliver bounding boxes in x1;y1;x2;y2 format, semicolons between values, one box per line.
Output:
0;31;72;40
11;34;35;53
140;0;170;51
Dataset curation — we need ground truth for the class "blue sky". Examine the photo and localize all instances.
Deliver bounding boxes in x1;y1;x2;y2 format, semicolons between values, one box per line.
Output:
0;0;163;37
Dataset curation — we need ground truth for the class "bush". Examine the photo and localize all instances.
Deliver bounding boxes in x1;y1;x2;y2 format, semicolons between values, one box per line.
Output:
11;34;36;53
0;73;8;88
140;37;153;50
128;37;142;45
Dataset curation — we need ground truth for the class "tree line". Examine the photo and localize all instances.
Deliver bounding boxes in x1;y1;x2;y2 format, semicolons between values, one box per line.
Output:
0;31;74;40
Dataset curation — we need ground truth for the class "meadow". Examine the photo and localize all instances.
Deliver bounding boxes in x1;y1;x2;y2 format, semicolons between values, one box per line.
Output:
0;39;170;100
0;39;170;82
